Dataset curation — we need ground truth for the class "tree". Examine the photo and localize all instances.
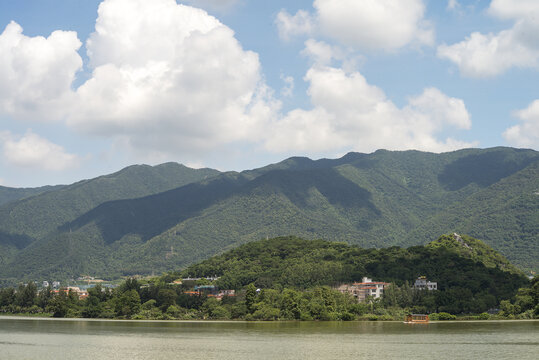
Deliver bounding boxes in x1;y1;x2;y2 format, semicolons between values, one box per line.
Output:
37;286;53;309
245;283;257;313
0;287;15;307
47;292;69;317
157;289;177;311
15;282;37;308
115;289;141;317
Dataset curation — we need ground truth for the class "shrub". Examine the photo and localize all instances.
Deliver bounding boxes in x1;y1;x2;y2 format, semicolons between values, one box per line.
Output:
340;312;356;321
436;312;456;320
477;312;490;320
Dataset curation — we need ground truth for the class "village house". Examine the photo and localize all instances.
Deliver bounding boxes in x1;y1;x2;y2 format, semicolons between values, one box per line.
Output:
414;276;437;291
336;277;390;302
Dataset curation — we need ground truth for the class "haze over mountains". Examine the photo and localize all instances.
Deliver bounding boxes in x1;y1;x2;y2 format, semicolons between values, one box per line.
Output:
0;147;537;283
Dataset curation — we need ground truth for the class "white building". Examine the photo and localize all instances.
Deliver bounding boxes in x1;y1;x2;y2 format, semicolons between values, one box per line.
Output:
414;276;437;290
337;277;390;302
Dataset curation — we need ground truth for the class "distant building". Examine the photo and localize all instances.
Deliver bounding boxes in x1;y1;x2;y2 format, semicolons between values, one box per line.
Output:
52;281;61;289
42;281;49;288
336;277;390;302
414;276;437;291
66;286;89;300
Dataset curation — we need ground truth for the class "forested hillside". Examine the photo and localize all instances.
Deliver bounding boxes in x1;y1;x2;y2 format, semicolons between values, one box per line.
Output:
0;163;219;270
0;185;64;206
0;147;537;282
178;235;528;315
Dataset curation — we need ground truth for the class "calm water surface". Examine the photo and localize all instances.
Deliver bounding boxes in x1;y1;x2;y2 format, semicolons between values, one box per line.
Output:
0;317;537;359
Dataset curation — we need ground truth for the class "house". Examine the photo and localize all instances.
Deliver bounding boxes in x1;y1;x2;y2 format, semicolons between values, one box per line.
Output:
337;277;390;302
414;276;437;291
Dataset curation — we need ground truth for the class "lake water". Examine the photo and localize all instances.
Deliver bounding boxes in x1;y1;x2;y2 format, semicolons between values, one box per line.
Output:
0;317;537;359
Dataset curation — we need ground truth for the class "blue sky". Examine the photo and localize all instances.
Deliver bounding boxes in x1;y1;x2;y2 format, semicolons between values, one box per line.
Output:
0;0;538;187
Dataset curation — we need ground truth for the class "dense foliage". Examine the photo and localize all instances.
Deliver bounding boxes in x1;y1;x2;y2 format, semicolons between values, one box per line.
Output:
0;147;537;282
181;236;528;314
0;185;64;207
1;237;536;321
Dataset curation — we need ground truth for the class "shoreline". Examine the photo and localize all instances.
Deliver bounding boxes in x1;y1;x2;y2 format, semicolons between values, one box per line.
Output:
1;314;537;324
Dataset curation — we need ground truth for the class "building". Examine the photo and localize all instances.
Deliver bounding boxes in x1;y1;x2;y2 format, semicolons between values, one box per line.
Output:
336;277;390;302
414;276;437;291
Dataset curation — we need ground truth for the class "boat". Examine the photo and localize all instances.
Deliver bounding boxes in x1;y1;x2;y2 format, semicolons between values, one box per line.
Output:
404;314;429;324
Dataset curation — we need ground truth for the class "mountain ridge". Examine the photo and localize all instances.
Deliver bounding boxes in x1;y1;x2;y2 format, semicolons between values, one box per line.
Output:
0;147;537;282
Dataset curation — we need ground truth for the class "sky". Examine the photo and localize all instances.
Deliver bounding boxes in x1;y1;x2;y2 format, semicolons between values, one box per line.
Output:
0;0;538;187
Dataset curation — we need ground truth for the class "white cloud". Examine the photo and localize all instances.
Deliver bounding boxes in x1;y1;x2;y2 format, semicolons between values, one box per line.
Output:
275;9;315;42
0;0;475;168
279;0;434;51
437;0;539;77
488;0;539;20
0;21;82;121
503;100;539;148
302;39;343;66
0;131;79;171
301;39;362;72
314;0;434;50
265;66;474;154
67;0;278;158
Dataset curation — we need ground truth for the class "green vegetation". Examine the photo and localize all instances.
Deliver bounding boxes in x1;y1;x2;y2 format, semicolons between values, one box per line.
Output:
0;163;219;274
0;147;537;282
1;236;536;321
0;185;64;206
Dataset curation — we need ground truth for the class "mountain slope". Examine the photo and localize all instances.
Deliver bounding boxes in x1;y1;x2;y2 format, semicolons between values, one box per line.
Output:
0;163;220;268
0;185;64;206
0;147;537;281
409;160;539;270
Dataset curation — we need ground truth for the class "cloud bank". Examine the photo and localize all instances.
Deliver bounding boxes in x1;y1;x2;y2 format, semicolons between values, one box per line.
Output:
277;0;434;51
504;100;539;148
438;0;539;77
0;131;79;171
0;0;477;174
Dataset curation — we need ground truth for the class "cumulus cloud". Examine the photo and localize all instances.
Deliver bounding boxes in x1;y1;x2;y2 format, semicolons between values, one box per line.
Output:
503;100;539;148
277;0;433;51
67;0;278;157
0;0;475;167
0;21;82;121
0;131;79;171
488;0;539;19
265;66;474;154
437;0;539;77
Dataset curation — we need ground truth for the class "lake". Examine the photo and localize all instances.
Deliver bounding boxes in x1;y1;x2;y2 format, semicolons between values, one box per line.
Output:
0;317;537;359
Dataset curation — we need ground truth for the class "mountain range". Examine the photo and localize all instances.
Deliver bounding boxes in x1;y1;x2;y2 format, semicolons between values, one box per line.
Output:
0;147;537;283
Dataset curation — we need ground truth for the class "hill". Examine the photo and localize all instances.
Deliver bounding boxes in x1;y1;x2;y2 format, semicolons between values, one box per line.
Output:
0;147;537;282
178;235;528;314
0;185;64;206
0;163;220;269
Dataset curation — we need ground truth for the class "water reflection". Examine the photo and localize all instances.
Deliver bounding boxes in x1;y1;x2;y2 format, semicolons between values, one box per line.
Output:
0;317;537;360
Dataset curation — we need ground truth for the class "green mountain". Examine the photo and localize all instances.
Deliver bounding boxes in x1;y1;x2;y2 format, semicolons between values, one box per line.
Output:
0;163;220;270
0;147;537;282
0;185;65;206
